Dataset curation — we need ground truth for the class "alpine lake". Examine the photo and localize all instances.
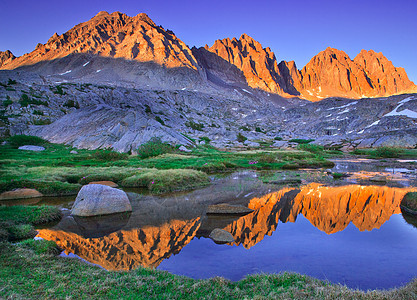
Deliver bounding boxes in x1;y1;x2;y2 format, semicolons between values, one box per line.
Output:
4;157;417;291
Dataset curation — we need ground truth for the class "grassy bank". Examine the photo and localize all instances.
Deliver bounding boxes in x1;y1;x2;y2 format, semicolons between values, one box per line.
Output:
351;147;417;159
0;241;416;299
0;205;61;242
0;140;335;197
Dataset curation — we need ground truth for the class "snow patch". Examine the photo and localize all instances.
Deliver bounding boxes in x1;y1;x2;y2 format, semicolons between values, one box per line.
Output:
83;61;90;67
383;97;417;119
328;101;358;110
366;120;380;128
337;109;350;114
242;89;253;94
59;70;72;75
96;69;101;73
181;88;186;90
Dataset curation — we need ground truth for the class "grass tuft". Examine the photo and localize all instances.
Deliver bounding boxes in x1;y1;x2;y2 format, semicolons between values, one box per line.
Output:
19;239;61;255
7;135;48;148
0;205;61;225
137;137;175;159
121;169;210;193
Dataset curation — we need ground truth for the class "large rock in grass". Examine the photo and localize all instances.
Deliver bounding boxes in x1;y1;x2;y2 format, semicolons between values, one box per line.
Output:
18;145;45;151
71;184;132;217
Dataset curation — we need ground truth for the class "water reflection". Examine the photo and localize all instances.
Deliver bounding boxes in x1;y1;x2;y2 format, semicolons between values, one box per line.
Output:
224;184;415;249
37;182;416;271
38;218;201;270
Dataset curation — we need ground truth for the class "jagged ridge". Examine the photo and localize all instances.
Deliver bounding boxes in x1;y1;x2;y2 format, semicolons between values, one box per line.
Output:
1;11;416;100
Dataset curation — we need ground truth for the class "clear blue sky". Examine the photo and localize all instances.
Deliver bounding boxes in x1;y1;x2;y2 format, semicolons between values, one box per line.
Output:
1;0;416;82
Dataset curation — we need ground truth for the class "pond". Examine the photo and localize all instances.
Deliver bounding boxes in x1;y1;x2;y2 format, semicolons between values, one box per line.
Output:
18;160;417;290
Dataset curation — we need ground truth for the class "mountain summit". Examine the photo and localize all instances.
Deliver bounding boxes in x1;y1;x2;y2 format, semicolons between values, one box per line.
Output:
282;47;417;100
1;11;416;100
1;11;198;71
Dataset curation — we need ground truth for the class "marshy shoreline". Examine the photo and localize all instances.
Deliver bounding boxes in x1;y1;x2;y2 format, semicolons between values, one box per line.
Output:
1;136;417;299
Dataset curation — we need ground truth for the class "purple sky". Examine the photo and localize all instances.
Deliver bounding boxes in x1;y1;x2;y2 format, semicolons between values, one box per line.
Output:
1;0;416;82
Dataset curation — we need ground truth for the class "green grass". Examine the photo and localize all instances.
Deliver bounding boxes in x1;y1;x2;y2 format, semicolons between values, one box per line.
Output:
121;169;210;193
0;223;36;241
332;172;347;179
237;132;247;143
1;242;416;299
137;137;175;159
7;134;48;148
0;138;335;197
351;147;417;159
92;150;128;161
0;205;61;242
0;205;61;225
289;138;314;144
297;143;324;154
19;239;61;255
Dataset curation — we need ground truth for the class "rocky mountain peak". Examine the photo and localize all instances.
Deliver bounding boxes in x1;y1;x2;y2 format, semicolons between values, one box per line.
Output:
0;11;198;71
286;47;417;100
0;50;16;67
0;12;415;101
203;34;291;95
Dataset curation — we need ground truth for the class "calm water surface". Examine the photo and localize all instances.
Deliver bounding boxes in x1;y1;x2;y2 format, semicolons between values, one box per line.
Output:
26;161;417;290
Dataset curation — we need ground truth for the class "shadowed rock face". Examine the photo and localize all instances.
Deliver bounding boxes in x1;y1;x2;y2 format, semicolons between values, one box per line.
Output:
37;218;201;270
201;34;290;95
223;184;416;248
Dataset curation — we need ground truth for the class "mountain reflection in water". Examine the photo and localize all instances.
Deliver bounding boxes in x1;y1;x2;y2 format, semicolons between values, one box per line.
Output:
37;184;416;271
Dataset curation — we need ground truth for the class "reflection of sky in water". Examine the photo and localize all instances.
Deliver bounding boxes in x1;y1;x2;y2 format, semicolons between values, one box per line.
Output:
158;214;417;290
32;167;417;291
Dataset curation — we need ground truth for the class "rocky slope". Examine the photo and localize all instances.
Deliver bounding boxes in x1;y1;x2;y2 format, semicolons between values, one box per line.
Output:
0;50;15;67
0;11;416;149
194;34;292;95
285;48;417;101
1;11;415;100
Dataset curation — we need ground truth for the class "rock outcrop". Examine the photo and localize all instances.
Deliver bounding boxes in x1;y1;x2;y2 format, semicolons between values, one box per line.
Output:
71;184;132;216
0;12;415;101
209;228;235;243
199;34;290;95
0;50;15;67
1;12;198;71
285;47;417;101
0;188;43;200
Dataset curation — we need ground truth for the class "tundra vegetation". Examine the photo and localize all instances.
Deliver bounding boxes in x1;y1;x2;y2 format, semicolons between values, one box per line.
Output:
0;135;336;196
1;136;417;299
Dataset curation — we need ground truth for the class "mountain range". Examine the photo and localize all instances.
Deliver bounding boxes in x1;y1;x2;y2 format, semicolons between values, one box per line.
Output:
0;11;416;150
1;11;416;100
